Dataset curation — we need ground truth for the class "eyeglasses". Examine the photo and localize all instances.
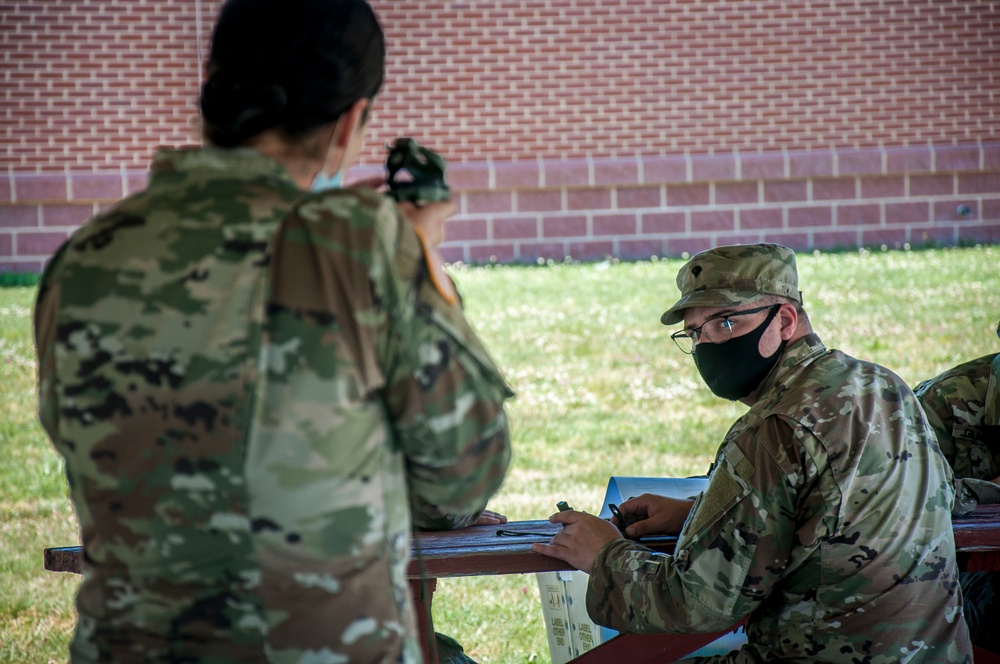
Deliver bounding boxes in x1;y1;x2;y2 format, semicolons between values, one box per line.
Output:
670;304;780;354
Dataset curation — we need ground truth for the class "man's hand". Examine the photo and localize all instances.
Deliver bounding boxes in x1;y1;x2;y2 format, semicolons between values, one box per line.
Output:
531;510;622;573
614;494;695;538
474;509;508;526
397;200;455;248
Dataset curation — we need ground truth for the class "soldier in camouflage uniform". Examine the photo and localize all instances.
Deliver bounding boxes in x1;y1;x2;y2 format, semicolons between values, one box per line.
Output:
34;1;511;662
914;329;1000;485
534;243;972;662
913;324;1000;651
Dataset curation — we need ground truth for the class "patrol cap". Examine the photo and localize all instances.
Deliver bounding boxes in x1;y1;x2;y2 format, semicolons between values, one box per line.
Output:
660;243;802;326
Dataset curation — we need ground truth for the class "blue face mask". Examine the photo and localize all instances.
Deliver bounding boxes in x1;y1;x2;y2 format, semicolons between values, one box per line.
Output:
310;170;343;192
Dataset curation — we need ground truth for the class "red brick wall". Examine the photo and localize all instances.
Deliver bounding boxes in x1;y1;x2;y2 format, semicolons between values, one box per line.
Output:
425;144;1000;264
2;0;998;271
368;0;1000;161
0;0;214;171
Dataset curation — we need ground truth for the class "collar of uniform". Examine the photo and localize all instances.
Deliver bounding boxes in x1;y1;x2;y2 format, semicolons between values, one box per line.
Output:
754;333;826;400
149;146;300;189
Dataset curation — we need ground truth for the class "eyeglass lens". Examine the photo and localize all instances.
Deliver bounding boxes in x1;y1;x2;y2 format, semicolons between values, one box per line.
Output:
672;304;777;354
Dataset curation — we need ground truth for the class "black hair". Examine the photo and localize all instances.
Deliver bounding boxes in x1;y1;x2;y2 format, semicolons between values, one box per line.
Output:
200;0;385;148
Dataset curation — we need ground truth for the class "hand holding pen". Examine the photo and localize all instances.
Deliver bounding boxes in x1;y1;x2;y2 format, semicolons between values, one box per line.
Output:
607;503;642;541
611;494;696;538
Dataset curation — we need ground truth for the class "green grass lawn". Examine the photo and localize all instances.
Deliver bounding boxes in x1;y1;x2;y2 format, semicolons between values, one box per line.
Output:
2;245;998;663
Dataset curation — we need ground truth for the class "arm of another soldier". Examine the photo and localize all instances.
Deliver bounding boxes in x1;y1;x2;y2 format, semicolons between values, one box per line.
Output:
378;199;513;528
913;376;962;474
984;353;999;484
244;192;509;661
33;246;68;448
586;417;801;634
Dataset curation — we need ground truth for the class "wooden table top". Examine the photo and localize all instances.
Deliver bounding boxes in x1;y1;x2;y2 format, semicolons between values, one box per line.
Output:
44;504;1000;579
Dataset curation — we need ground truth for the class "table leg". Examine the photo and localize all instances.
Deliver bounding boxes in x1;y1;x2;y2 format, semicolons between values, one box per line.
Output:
410;577;438;664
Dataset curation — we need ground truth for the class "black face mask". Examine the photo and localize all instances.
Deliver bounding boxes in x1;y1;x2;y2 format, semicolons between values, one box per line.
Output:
693;305;786;401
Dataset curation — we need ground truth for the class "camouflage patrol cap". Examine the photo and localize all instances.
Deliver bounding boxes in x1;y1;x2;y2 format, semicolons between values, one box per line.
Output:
660;243;802;325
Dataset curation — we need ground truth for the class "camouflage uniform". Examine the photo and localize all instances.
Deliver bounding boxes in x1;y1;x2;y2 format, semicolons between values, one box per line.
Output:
588;244;972;663
914;353;1000;482
588;335;971;663
914;352;1000;651
34;147;513;663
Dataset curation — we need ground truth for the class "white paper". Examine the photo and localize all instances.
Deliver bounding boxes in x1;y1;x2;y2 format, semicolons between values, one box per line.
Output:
536;572;576;664
597;476;709;518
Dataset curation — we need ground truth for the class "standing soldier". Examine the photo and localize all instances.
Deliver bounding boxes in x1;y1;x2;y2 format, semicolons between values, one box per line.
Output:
34;0;512;662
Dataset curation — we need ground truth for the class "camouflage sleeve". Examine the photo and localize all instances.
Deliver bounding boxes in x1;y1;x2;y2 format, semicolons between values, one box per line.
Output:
376;198;513;529
33;243;70;451
912;381;981;513
241;191;511;660
913;377;960;472
260;191;512;532
914;357;1000;481
587;417;800;633
989;355;1000;426
409;497;481;531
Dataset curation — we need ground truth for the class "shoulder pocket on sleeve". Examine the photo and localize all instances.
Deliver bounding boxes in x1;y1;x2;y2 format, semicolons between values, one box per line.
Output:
680;443;754;547
417;296;514;400
395;219;513;400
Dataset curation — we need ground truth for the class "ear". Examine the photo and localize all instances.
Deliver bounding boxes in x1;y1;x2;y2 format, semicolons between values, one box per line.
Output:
778;303;798;340
331;98;370;149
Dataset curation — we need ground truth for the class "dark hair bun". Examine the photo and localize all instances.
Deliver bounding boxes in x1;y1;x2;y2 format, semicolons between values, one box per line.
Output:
201;77;288;147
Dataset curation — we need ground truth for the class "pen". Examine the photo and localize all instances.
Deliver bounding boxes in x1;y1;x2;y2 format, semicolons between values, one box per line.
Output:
608;503;640;541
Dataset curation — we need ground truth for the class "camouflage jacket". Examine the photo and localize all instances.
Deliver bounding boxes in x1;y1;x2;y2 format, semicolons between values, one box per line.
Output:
587;335;971;663
914;353;1000;481
34;147;513;664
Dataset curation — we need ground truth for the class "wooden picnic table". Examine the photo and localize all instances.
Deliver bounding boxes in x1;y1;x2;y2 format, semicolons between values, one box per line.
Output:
45;504;1000;663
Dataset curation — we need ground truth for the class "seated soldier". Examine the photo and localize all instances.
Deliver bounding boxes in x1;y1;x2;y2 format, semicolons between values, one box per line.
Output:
914;322;1000;652
533;243;972;663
